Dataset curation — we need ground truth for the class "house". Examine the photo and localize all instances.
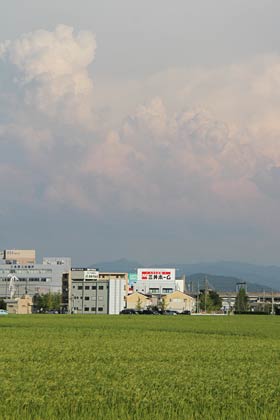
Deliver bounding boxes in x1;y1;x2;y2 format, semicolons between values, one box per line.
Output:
126;292;152;310
5;294;33;314
162;290;195;313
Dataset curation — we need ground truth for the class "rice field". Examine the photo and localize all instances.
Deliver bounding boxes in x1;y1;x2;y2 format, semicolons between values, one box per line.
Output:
0;315;280;420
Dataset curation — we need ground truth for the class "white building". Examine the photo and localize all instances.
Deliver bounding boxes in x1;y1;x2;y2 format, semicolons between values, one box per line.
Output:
0;252;71;298
132;268;185;295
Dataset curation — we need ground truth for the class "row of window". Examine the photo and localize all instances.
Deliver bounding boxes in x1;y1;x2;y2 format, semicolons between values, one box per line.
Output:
73;307;104;312
75;285;105;290
74;296;104;301
141;288;174;294
0;269;52;275
0;278;50;282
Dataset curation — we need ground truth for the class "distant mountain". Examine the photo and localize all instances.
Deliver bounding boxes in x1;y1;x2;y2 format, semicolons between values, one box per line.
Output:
187;273;270;293
89;259;280;291
173;261;280;290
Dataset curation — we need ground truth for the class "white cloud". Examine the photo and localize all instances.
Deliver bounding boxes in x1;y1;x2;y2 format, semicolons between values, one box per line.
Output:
0;24;96;128
1;25;280;226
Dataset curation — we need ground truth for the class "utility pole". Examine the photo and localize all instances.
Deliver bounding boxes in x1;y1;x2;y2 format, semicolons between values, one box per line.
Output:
204;276;208;313
271;288;275;315
197;280;200;313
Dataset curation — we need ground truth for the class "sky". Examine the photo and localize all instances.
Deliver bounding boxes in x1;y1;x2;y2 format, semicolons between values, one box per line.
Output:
1;1;280;265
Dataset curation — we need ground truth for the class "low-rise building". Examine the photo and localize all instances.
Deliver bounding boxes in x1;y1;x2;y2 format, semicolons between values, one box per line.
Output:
162;290;195;313
126;292;152;310
6;294;33;314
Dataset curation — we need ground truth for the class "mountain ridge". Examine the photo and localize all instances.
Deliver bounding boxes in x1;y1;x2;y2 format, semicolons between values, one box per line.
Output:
89;259;280;291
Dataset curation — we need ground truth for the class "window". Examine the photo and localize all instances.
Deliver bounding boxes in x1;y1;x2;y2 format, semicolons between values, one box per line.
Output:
78;286;83;290
149;288;159;294
92;285;96;290
85;296;89;301
98;307;103;312
98;285;104;290
91;307;96;311
162;288;173;294
85;286;90;290
84;307;89;312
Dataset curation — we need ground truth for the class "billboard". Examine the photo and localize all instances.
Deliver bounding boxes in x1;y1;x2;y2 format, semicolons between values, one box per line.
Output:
84;269;99;280
137;268;175;281
128;273;138;284
71;268;99;280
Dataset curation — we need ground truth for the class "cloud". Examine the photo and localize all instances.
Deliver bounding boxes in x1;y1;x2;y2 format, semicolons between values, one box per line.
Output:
1;25;280;233
0;24;96;128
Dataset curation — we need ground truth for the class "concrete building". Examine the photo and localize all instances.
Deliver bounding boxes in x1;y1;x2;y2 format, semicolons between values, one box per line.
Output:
219;291;280;312
0;253;71;299
133;268;185;295
62;268;126;314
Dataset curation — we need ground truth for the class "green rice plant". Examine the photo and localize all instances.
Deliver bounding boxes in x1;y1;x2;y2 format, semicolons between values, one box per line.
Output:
0;315;279;419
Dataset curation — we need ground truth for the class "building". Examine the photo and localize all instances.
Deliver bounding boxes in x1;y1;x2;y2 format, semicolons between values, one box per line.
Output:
162;290;195;313
2;249;36;265
219;291;280;312
62;268;126;314
126;292;152;310
5;294;33;314
132;268;185;295
0;252;71;299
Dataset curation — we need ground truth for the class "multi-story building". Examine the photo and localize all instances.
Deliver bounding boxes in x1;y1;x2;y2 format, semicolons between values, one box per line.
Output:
62;268;126;314
0;251;71;299
132;268;185;295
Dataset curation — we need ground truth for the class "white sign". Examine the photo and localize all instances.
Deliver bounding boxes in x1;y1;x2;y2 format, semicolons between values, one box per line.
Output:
84;269;99;280
137;268;175;281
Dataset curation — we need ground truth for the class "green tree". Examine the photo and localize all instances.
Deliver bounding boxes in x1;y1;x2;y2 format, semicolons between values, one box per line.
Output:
0;299;6;310
33;292;62;313
199;290;222;312
235;288;249;313
158;297;168;312
135;297;142;311
209;291;222;311
199;291;213;312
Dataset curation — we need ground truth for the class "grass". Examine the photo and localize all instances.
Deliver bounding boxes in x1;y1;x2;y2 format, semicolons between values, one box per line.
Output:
0;315;280;419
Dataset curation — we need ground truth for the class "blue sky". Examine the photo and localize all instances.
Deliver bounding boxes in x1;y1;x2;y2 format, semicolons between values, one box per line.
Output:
1;1;280;265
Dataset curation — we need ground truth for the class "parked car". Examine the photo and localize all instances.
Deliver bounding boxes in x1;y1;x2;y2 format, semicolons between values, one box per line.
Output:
120;309;138;315
180;310;191;315
162;310;178;316
139;309;160;315
0;309;8;316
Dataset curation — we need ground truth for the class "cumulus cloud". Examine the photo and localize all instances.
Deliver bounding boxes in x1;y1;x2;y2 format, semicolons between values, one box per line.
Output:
1;25;280;230
0;24;96;127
